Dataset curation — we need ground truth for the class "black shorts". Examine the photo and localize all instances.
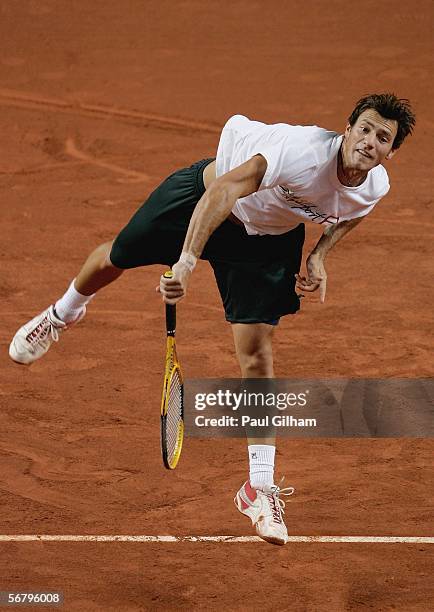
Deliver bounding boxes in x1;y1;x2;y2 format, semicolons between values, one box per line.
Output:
110;158;305;324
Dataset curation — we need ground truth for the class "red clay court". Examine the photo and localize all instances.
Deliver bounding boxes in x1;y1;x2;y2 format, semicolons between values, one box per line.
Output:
0;1;433;610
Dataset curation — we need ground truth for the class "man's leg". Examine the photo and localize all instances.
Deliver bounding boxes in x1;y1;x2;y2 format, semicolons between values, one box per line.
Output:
54;241;123;322
208;223;303;544
232;322;293;545
75;240;123;295
10;158;215;365
9;240;123;364
232;321;275;446
232;323;293;545
231;322;276;485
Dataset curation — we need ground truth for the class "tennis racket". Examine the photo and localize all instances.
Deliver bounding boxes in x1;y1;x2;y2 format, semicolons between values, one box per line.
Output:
160;270;184;470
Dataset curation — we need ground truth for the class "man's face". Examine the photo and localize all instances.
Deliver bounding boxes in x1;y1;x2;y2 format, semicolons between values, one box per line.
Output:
342;109;398;171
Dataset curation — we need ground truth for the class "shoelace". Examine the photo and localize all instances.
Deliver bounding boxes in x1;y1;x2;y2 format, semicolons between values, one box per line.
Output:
267;482;295;524
26;315;60;347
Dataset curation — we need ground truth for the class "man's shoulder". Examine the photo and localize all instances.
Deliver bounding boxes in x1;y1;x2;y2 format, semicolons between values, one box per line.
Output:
368;164;390;198
223;115;336;139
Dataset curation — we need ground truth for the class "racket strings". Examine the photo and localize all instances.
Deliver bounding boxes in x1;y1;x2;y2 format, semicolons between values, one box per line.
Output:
165;367;183;464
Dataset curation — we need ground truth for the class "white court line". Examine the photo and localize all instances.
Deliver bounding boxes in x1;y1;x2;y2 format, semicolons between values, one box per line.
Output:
0;535;432;544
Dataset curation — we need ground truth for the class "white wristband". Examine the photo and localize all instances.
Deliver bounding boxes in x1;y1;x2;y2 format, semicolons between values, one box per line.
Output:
179;251;197;272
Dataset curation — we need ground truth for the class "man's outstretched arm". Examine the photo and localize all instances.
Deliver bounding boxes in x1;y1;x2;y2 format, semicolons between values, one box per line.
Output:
158;154;267;304
296;217;364;303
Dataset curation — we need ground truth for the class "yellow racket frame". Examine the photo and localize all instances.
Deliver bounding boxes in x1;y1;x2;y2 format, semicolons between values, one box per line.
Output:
161;337;184;469
160;271;184;470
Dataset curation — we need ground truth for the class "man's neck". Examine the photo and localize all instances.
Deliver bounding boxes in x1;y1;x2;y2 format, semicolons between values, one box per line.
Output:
337;147;368;187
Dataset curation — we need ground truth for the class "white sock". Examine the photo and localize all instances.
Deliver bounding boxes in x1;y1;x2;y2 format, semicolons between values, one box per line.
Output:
248;444;275;489
54;279;95;323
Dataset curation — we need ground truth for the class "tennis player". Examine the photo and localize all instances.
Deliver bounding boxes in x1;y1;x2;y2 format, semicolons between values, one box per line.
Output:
10;93;415;545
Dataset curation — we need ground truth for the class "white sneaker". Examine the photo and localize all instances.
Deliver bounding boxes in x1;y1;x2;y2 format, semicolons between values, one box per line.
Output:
9;305;85;365
234;480;294;546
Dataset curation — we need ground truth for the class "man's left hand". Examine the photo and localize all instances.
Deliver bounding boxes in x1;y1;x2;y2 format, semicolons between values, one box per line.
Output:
295;253;327;303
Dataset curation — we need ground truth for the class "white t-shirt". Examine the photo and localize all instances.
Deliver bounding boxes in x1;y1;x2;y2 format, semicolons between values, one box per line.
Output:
215;115;390;235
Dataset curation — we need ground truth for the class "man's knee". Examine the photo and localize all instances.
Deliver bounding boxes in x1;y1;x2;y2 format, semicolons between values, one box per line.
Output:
232;323;274;377
95;241;121;271
239;346;273;376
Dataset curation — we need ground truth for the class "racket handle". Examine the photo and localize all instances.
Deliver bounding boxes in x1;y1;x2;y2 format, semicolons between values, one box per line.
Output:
166;304;176;335
163;270;176;334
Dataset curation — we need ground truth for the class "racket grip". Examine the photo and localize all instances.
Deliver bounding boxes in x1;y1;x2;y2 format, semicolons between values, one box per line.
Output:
163;270;176;334
166;304;176;334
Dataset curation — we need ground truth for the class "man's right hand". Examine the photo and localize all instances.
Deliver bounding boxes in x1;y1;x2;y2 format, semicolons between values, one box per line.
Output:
156;155;268;306
155;260;192;305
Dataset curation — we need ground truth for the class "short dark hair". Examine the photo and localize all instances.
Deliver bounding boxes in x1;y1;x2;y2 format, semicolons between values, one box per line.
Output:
348;93;416;149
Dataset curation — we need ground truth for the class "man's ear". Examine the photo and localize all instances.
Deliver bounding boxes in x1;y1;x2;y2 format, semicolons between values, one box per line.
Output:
385;148;397;161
